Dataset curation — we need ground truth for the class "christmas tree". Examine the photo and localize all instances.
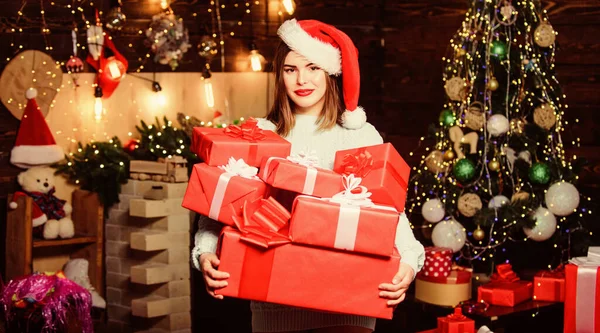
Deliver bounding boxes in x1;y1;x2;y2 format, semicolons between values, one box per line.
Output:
407;0;594;273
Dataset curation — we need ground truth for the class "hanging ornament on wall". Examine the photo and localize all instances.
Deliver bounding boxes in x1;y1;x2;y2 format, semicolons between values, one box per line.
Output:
490;40;507;59
529;162;551;185
198;35;219;60
534;22;556;48
465;102;485;131
443;150;455;161
105;0;127;32
487;77;499;91
524;207;557;241
487;114;510;137
457;193;482;217
449;126;478;159
533;103;557;130
511;191;530;203
87;11;104;61
425;150;446;174
86;35;129;99
439;109;456;127
422;198;446;223
432;218;467;253
545;181;580;216
488;195;510;208
445;76;468;101
66;29;84;87
453;158;476;183
473;225;485;241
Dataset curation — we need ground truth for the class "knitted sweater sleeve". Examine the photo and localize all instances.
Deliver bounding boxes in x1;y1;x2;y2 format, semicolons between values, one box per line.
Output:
351;123;425;277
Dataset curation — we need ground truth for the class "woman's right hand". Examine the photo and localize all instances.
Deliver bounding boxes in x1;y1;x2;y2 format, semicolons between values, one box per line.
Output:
199;253;230;299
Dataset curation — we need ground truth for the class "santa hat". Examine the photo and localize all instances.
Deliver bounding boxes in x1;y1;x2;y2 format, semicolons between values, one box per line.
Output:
277;19;366;129
10;88;64;169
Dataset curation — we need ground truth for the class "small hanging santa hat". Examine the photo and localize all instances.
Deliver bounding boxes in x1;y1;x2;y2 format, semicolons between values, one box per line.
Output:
10;88;64;169
277;19;366;129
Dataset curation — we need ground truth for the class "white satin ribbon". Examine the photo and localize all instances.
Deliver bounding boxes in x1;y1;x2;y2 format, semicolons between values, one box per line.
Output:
570;246;600;333
209;158;258;220
262;151;321;195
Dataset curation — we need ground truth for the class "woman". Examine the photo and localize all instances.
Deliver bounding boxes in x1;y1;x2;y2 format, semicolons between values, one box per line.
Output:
193;19;425;333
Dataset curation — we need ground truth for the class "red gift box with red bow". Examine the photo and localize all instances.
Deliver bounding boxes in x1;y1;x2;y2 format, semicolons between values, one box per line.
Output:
437;308;475;333
477;263;533;307
333;143;410;212
191;118;291;167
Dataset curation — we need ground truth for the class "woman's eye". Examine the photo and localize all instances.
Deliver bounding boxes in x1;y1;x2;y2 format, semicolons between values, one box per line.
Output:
284;68;295;73
310;66;320;71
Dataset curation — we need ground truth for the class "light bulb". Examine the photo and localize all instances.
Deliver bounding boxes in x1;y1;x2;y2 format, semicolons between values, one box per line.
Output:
160;0;169;10
249;50;264;72
282;0;295;15
94;97;103;122
204;79;215;108
154;92;167;107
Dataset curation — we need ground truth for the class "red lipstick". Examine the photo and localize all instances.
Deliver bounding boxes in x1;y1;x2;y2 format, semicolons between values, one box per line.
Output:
294;89;314;97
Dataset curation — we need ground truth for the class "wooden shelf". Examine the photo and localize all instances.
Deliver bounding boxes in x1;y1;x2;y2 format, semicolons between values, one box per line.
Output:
33;235;98;248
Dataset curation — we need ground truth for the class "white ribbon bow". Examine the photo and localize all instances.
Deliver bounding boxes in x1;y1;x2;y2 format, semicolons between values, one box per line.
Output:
286;150;320;168
570;246;600;266
218;157;258;179
329;174;373;207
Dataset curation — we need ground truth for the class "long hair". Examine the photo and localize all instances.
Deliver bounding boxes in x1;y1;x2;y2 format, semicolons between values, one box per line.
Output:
266;42;345;137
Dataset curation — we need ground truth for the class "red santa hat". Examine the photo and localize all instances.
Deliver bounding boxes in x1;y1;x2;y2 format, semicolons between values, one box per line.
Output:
277;19;366;129
10;88;64;169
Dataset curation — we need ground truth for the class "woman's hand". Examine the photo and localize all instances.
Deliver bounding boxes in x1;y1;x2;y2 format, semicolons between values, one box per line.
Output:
200;253;230;299
379;262;415;307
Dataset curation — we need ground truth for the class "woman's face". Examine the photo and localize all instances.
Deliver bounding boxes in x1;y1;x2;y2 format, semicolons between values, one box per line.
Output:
282;51;327;112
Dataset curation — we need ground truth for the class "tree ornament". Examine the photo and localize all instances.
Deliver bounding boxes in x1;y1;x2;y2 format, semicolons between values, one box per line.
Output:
453;158;476;183
529;162;551;185
533;104;557;130
456;48;467;57
422;198;445;223
534;23;556;48
523;58;535;71
524;207;557;241
488;195;510;208
490;40;507;59
487;77;499;91
123;139;139;154
198;35;219;60
449;126;478;159
473;226;485;241
511;191;530;203
443;150;455;161
496;2;517;26
432;218;467;253
545;181;580;216
487;114;510;137
445;76;468;101
465;102;485;131
457;193;482;217
105;5;126;32
425;150;446;174
146;12;191;70
488;159;500;171
439;109;456;127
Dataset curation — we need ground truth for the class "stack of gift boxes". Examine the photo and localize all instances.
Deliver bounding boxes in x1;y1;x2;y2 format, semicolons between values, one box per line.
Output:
181;119;411;319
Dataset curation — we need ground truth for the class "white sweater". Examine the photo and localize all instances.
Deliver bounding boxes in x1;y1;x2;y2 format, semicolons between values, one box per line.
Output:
191;114;425;276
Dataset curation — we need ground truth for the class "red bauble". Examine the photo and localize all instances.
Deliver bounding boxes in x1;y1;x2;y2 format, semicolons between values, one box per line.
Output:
123;139;139;154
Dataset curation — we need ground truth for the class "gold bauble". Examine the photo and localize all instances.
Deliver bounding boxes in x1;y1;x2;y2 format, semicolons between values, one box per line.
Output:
473;226;485;241
443;150;456;161
534;23;556;48
457;193;483;217
425;150;446;174
488;159;500;171
533;103;557;130
465;102;485;131
456;48;467;57
487;77;499;91
511;191;531;203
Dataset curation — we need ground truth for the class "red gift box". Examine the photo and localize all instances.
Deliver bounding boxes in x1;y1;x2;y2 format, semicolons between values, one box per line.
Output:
423;247;453;278
215;226;400;319
477;263;532;307
191;118;291;167
564;254;600;333
259;155;343;198
533;268;565;302
182;162;268;226
437;308;475;333
333;143;410;212
289;194;399;257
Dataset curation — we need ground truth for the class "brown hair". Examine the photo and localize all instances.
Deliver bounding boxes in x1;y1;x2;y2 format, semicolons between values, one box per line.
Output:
266;42;345;137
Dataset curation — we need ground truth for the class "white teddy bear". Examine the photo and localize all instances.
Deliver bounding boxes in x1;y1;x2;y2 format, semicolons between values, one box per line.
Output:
10;166;75;239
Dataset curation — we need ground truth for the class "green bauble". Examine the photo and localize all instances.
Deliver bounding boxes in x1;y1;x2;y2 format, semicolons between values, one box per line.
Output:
439;109;456;127
453;158;476;183
491;40;507;59
529;162;551;184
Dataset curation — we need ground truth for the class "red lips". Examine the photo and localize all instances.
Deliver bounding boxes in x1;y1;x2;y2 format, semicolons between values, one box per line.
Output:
294;89;314;97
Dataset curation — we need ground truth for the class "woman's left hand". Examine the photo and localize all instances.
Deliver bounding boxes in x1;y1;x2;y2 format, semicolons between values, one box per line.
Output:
379;262;415;307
